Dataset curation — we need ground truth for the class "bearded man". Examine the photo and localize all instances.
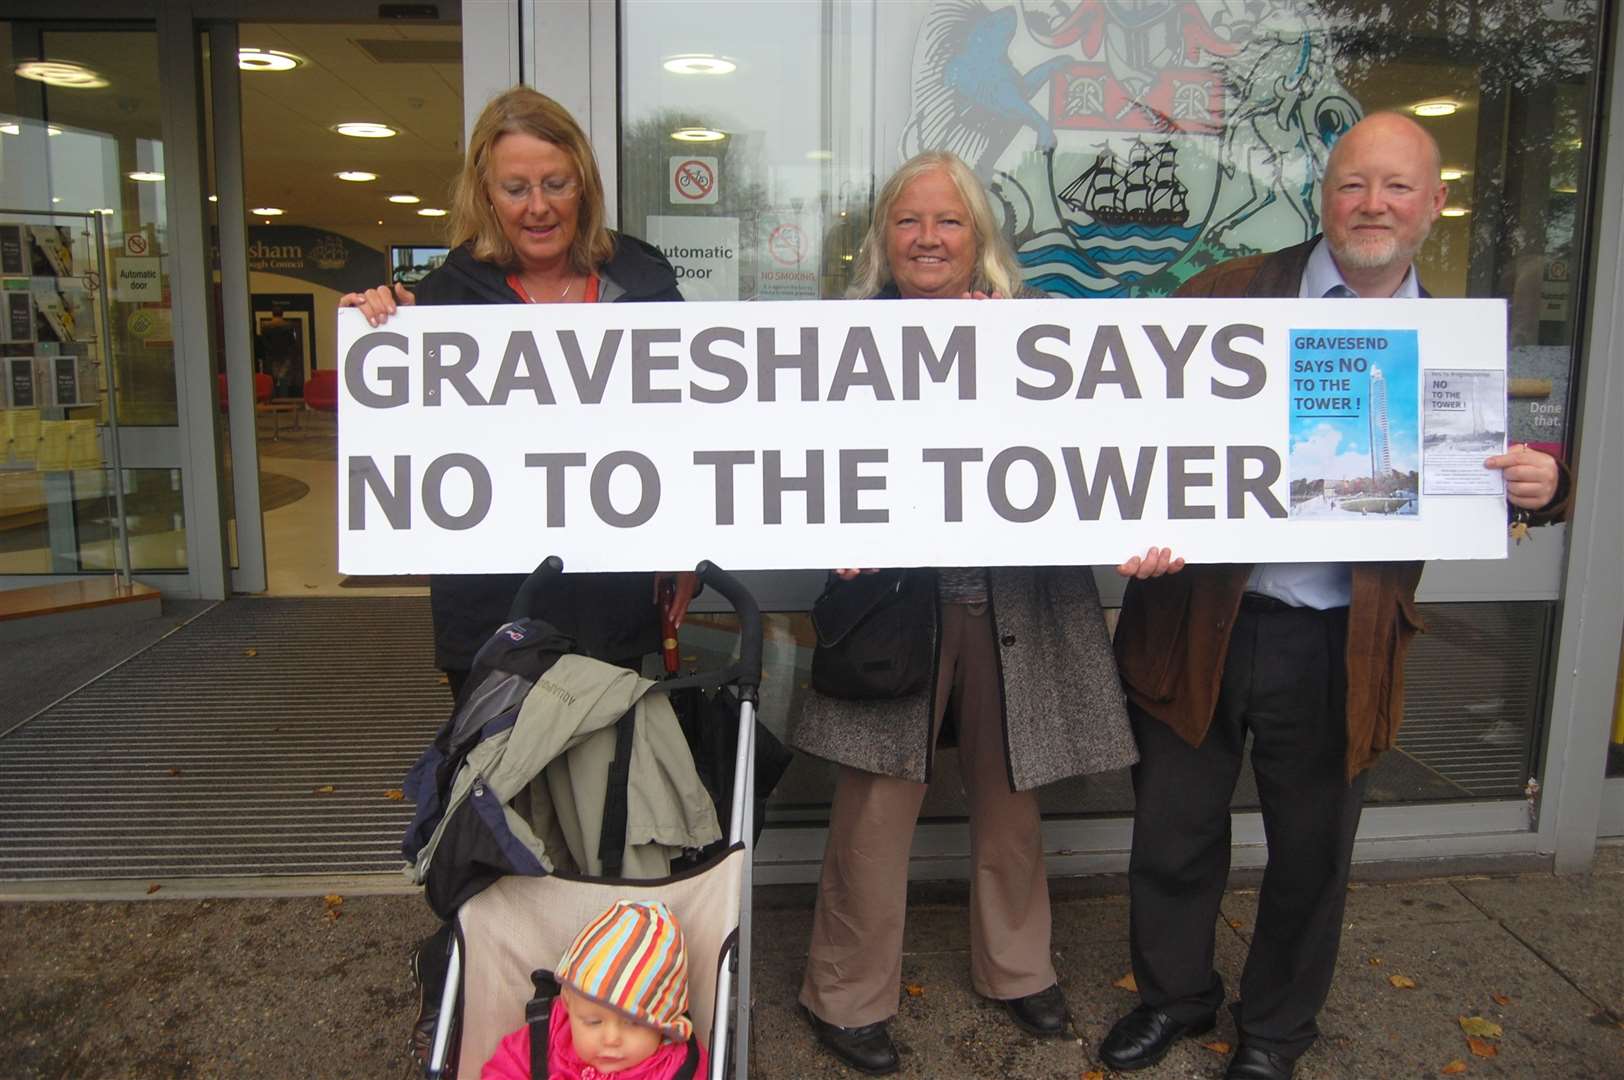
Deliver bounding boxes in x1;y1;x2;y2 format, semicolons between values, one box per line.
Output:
1099;111;1569;1080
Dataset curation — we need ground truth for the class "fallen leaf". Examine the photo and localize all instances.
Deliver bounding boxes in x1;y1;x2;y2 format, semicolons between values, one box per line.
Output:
145;883;160;895
1112;972;1138;992
243;647;257;657
1389;974;1417;989
1368;956;1384;967
437;673;449;685
166;767;181;778
1083;1072;1105;1080
1441;1060;1467;1075
322;894;344;922
904;984;924;998
384;789;404;801
1227;918;1244;929
313;784;336;794
1200;1041;1232;1055
1466;1037;1498;1059
1492;993;1511;1006
1459;1016;1502;1039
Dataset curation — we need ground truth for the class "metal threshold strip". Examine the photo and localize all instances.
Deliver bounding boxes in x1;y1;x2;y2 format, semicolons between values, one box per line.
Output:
0;597;446;881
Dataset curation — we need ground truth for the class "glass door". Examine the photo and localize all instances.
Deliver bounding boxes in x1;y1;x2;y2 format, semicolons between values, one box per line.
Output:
1;20;189;585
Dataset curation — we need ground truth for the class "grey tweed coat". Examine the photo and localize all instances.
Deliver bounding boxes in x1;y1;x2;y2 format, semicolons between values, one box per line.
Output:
790;566;1138;790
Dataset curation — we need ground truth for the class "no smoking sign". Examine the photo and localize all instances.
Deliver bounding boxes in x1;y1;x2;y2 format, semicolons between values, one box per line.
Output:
669;156;718;205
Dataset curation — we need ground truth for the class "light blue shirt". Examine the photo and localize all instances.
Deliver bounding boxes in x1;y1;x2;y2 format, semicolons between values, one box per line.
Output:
1244;240;1422;610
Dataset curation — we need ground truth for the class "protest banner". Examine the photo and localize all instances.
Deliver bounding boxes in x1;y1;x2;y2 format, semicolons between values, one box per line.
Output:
336;298;1510;574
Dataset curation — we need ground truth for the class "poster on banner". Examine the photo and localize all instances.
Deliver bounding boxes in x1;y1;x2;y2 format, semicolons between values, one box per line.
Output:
644;215;740;301
756;212;821;299
335;297;1512;575
1423;370;1507;496
1286;330;1419;518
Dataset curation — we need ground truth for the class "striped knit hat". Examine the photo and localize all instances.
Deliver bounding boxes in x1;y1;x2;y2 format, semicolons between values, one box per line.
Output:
555;899;693;1043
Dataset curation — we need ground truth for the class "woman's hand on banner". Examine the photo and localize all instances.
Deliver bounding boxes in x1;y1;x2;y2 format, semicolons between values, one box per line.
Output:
1116;547;1185;579
341;282;416;327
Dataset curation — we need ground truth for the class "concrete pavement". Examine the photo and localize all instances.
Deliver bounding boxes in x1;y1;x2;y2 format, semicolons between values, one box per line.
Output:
2;847;1620;1078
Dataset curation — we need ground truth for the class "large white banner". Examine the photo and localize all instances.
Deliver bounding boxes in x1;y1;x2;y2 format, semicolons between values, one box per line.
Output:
337;298;1510;574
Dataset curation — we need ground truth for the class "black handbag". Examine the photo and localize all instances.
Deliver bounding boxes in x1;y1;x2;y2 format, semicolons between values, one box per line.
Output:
810;570;933;700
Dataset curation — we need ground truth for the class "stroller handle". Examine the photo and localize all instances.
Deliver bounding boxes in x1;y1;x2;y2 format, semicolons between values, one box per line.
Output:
507;555;566;621
693;561;763;692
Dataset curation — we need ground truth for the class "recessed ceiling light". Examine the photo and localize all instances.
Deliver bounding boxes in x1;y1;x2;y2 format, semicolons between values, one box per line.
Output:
128;171;164;183
15;60;108;89
662;54;736;76
238;48;302;72
387;193;421;204
417;207;447;217
51;196;61;204
1439;207;1469;217
671;127;726;142
333;122;397;139
1439;167;1466;181
336;170;378;182
805;150;833;161
251;206;285;216
1412;100;1459;117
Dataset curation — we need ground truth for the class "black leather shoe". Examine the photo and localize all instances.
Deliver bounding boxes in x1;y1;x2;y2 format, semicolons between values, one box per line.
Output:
800;1004;901;1075
1098;1004;1217;1071
1224;1043;1295;1080
1000;983;1070;1036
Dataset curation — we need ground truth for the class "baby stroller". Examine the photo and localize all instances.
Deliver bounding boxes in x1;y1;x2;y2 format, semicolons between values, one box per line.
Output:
405;558;763;1080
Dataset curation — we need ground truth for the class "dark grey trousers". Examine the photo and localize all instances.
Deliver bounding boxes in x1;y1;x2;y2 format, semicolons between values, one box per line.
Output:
1126;601;1367;1059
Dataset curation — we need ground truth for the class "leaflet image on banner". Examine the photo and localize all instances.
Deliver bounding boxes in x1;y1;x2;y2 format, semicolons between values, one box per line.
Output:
1287;329;1420;519
1422;369;1507;496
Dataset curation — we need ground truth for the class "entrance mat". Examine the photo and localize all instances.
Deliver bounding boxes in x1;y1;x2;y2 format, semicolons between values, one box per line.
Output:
0;596;449;880
340;575;430;588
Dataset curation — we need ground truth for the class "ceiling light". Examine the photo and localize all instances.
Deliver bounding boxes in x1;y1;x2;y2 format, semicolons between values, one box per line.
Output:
336;170;378;182
15;60;108;89
251;206;285;216
47;125;60;136
1439;207;1469;217
805;150;833;161
51;196;61;204
333;122;396;139
208;194;218;202
98;208;115;215
662;54;736;76
417;207;447;217
1554;185;1578;194
1439;167;1466;181
387;193;421;204
1412;100;1459;118
128;171;164;183
671;127;726;142
0;123;16;135
237;48;302;72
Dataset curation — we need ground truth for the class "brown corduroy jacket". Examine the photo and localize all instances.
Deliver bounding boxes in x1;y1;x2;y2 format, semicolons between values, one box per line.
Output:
1113;238;1572;781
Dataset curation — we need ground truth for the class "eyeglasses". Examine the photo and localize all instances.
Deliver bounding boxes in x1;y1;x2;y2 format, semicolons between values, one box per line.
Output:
491;176;581;204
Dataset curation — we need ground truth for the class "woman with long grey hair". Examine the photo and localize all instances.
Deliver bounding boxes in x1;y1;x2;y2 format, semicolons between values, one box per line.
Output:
790;150;1180;1074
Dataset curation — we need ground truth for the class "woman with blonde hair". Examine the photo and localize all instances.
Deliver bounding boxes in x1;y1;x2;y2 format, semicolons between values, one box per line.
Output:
790;150;1178;1074
343;87;684;1068
344;85;682;696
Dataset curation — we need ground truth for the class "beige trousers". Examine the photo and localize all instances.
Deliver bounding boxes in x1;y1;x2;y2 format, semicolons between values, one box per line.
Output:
799;603;1056;1027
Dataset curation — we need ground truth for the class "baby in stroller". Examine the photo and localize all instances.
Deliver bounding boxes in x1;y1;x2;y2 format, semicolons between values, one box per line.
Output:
482;899;709;1079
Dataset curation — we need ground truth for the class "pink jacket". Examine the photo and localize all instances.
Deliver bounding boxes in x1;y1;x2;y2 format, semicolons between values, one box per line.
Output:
481;996;708;1080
